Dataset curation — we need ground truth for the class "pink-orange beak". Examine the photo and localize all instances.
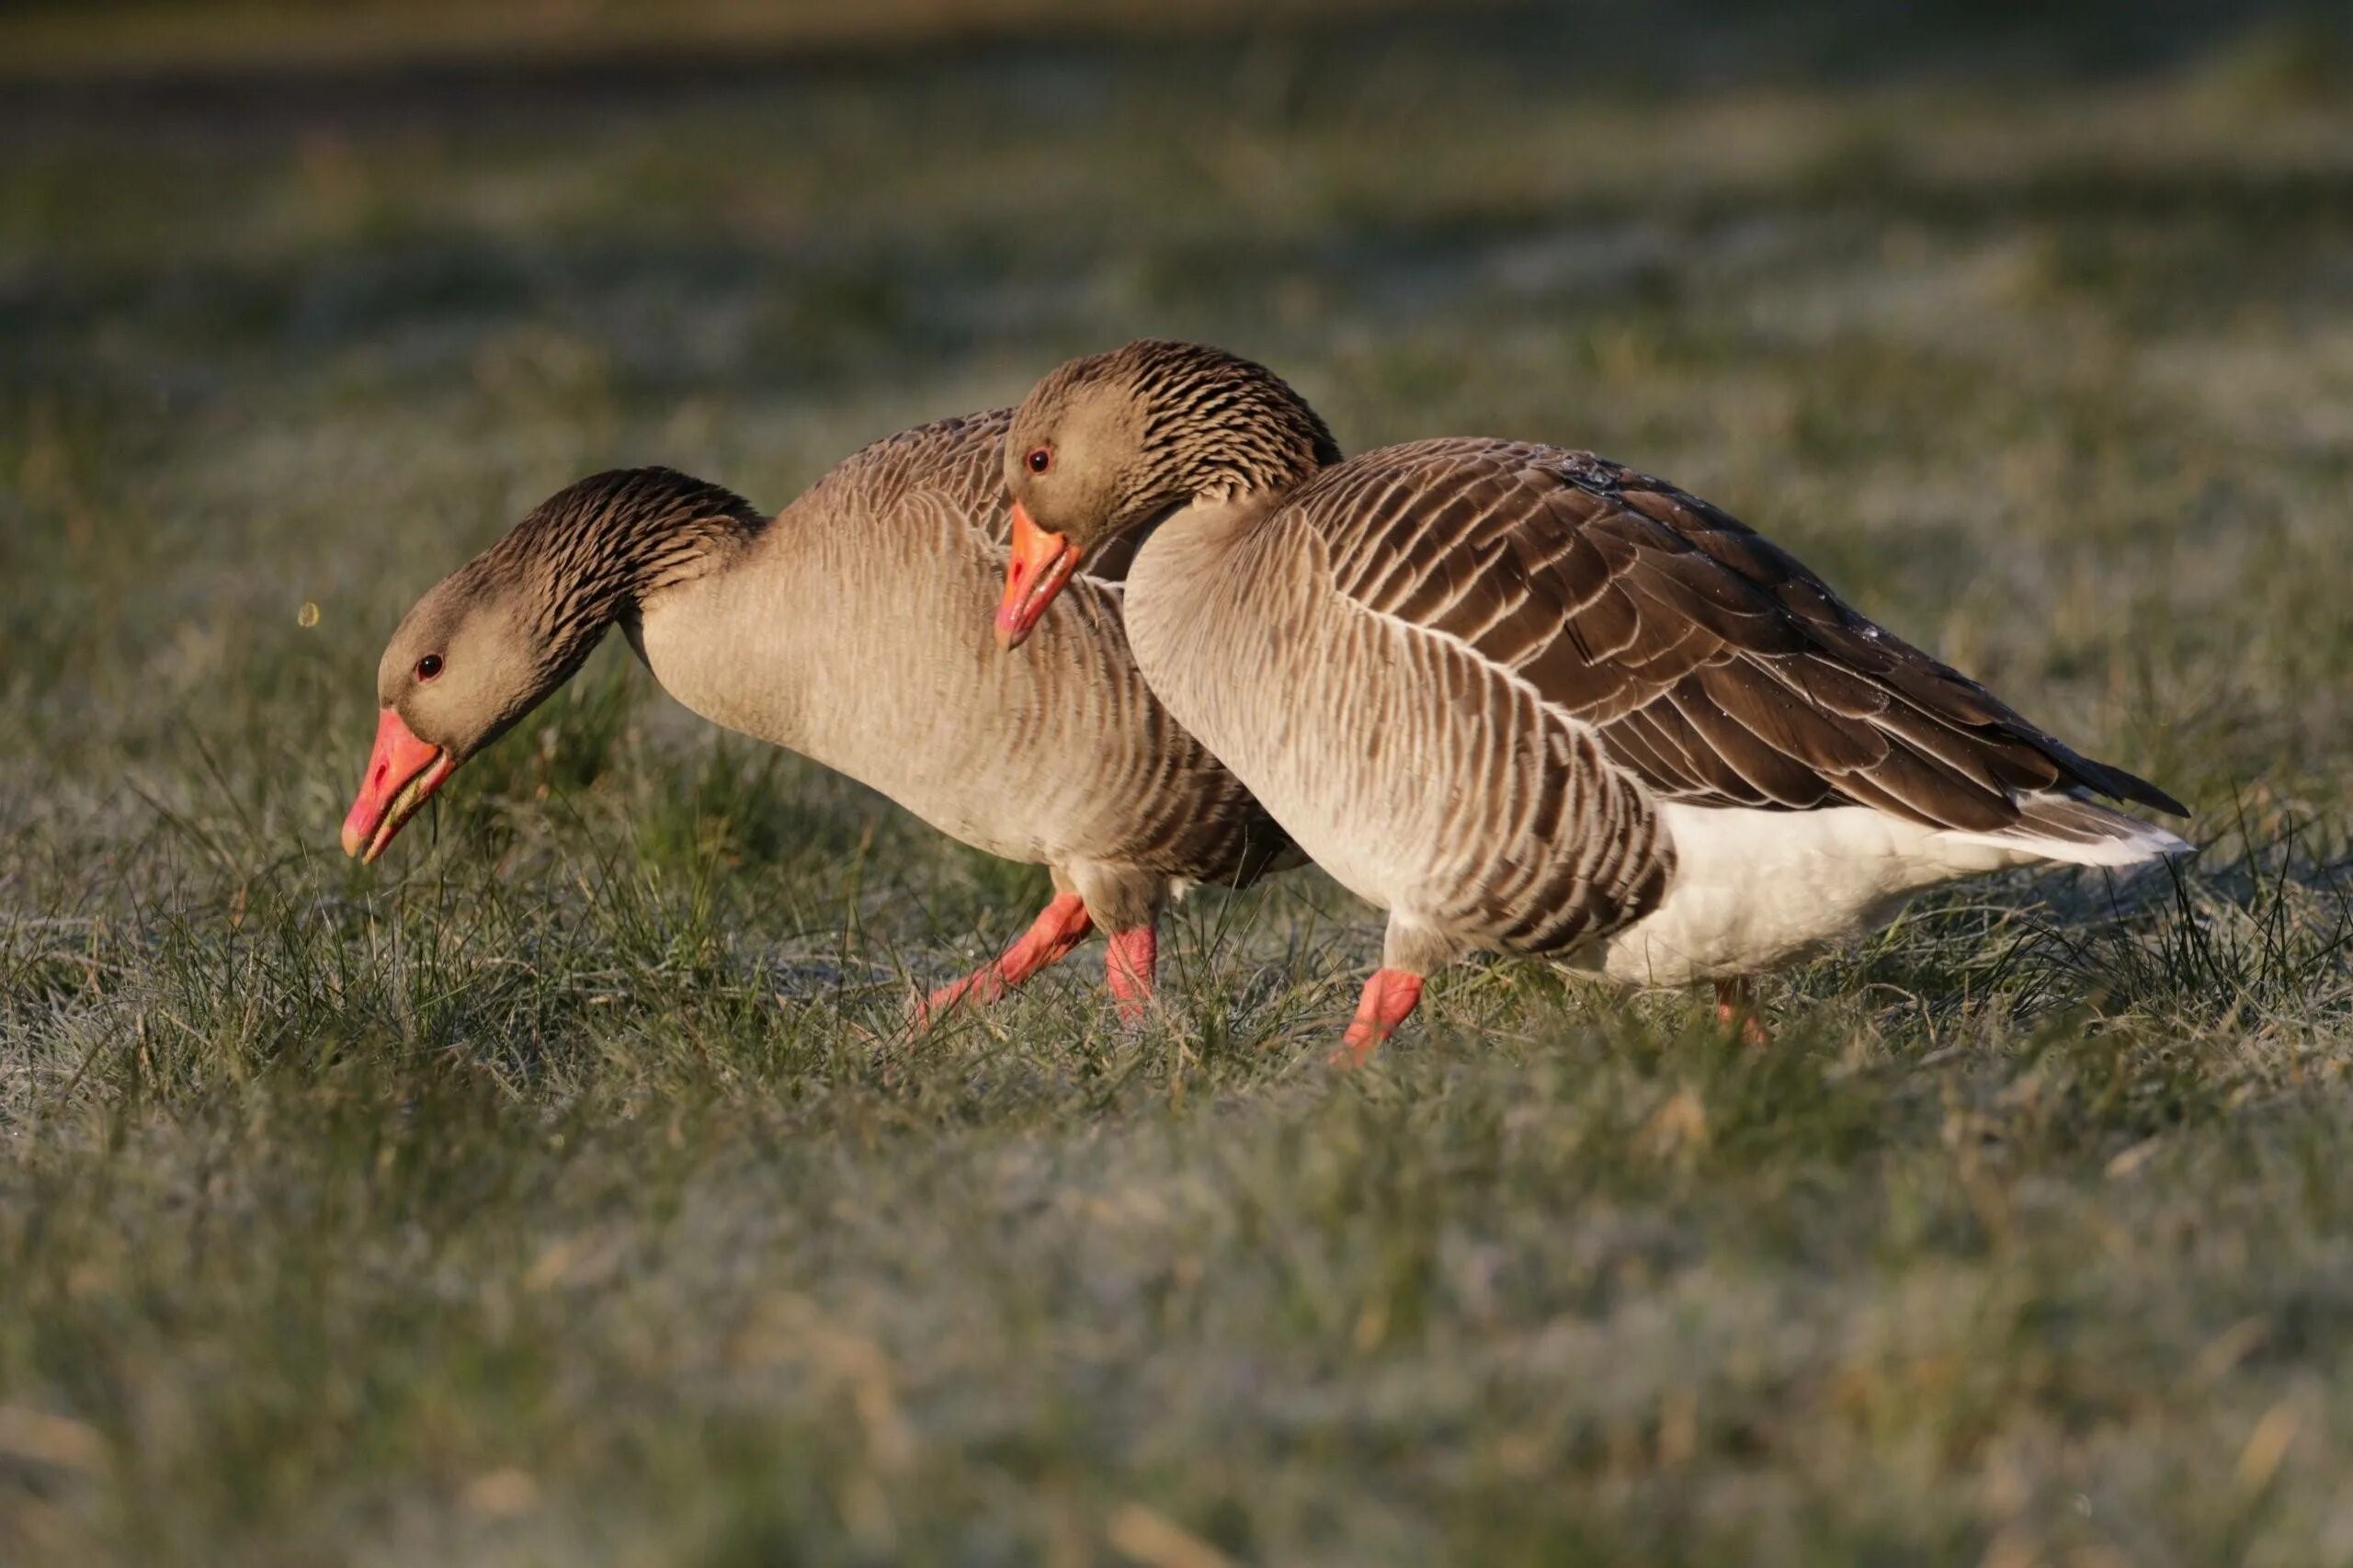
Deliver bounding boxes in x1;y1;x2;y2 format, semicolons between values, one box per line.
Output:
995;501;1080;651
340;707;456;863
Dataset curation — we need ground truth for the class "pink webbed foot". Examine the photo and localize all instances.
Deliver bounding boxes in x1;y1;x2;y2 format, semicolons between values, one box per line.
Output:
1331;968;1426;1067
1713;977;1771;1048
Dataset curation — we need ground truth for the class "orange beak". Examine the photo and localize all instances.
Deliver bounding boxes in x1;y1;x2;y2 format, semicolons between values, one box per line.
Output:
995;501;1080;651
340;707;457;863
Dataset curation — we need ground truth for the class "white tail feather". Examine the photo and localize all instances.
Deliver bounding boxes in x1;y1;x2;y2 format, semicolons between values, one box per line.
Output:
1594;799;2191;986
1935;792;2191;869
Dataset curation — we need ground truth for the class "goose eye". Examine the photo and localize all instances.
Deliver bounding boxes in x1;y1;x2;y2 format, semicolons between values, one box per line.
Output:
1026;447;1051;474
415;653;444;682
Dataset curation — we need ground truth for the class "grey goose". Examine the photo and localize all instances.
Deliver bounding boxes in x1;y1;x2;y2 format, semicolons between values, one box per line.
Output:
990;340;2189;1062
341;411;1291;1017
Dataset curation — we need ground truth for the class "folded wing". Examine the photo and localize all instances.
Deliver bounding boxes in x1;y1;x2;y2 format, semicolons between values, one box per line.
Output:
1298;438;2186;834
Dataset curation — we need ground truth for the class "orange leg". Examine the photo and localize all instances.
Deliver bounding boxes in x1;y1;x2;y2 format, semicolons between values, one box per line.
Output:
1331;968;1426;1067
1105;924;1157;1022
917;892;1095;1022
1714;977;1771;1048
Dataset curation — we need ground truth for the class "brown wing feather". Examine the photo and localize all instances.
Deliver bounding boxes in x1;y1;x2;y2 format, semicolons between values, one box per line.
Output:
1295;438;2187;829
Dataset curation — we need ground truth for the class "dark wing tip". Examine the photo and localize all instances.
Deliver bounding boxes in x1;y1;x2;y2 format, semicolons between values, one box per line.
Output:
2092;763;2190;819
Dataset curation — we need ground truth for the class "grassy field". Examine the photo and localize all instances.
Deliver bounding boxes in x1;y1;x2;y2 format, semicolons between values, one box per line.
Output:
5;4;2353;1562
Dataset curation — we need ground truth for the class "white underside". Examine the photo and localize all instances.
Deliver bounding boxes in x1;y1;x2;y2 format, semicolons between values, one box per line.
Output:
1574;798;2189;988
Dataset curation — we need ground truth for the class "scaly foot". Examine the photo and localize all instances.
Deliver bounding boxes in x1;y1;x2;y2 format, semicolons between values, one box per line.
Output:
1105;924;1157;1023
1331;968;1426;1067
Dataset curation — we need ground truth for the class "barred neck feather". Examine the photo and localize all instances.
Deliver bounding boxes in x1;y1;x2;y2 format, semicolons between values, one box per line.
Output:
486;466;766;672
1066;339;1342;504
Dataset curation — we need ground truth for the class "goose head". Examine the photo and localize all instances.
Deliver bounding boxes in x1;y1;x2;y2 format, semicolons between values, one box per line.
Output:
342;467;761;863
995;339;1339;649
339;559;544;863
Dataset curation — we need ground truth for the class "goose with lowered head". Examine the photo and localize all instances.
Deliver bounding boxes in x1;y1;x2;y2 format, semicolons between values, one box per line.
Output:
991;340;2189;1062
342;413;1291;1017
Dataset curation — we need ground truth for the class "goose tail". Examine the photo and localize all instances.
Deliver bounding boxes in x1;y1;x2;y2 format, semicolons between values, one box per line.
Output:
1937;791;2193;869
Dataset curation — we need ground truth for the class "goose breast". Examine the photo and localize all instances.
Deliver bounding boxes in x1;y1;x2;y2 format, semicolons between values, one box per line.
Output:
1125;496;1672;954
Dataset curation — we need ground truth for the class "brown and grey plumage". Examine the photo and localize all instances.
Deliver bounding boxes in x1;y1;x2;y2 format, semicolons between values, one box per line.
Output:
342;409;1292;1017
992;340;2188;1060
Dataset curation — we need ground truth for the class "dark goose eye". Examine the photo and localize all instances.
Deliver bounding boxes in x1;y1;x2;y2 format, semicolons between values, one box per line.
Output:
1026;447;1051;474
415;653;444;681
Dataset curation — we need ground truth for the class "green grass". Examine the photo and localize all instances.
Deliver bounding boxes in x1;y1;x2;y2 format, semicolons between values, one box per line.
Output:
6;5;2353;1562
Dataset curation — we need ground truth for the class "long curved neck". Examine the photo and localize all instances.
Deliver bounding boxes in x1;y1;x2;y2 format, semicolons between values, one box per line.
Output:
489;467;767;676
1157;427;1326;510
1118;403;1335;568
620;476;935;767
1141;373;1339;512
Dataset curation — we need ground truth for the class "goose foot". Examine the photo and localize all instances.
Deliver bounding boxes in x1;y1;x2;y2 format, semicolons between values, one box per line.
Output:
1331;968;1425;1067
1105;924;1157;1022
1713;977;1771;1048
915;892;1095;1023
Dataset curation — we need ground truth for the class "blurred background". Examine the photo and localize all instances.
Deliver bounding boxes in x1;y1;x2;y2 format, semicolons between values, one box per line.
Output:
6;3;2353;1564
6;0;2351;806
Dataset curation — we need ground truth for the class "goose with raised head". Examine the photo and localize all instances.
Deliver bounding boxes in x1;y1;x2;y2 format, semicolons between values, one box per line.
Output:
991;340;2189;1062
342;411;1292;1017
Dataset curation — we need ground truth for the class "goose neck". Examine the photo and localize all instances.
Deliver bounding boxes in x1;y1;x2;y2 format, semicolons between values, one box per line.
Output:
491;467;766;670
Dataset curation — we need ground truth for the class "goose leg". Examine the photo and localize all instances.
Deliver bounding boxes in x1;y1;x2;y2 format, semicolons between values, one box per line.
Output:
1066;863;1167;1024
1713;977;1771;1048
1334;969;1425;1066
1331;916;1462;1067
918;892;1094;1020
1105;924;1158;1021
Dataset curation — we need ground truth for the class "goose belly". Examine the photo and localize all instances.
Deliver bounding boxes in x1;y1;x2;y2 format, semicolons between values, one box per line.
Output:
1586;802;2036;986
